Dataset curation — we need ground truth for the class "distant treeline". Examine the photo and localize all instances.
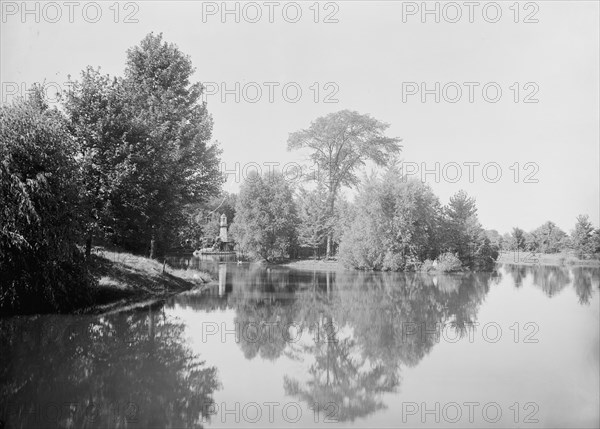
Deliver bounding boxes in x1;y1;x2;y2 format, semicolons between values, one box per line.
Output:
485;216;600;257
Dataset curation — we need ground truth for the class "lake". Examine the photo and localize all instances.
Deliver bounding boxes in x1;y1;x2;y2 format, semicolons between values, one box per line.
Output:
1;260;598;428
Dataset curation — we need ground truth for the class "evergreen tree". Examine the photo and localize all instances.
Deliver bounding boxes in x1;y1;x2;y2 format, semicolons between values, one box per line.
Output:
571;215;596;257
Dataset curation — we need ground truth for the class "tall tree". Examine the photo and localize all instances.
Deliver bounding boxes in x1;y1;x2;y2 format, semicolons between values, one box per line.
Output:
122;32;223;256
64;67;149;257
66;33;223;256
287;110;401;258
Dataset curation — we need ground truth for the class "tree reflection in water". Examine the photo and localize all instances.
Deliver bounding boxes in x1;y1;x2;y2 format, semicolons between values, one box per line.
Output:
175;263;501;422
282;270;496;422
0;304;219;428
9;259;592;427
501;264;599;304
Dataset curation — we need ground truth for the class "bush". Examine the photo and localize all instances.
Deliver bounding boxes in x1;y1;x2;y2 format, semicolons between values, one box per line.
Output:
419;259;435;273
435;252;463;273
1;96;95;314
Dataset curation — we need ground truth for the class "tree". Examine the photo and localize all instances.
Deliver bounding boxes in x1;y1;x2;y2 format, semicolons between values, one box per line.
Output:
288;110;401;258
65;33;223;256
339;168;441;271
64;67;149;257
571;214;596;257
122;33;223;255
230;171;298;261
0;92;95;314
529;221;568;253
485;229;502;249
442;190;484;267
511;227;526;251
296;185;331;258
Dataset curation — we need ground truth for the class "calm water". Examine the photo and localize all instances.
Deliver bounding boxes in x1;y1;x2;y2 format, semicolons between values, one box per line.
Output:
1;260;599;428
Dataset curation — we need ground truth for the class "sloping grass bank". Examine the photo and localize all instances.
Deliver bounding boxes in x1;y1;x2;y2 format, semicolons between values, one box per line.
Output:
83;248;211;314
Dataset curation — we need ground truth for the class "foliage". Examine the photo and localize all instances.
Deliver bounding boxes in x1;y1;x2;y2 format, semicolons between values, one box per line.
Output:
0;94;95;314
472;236;499;270
441;190;487;268
288;110;402;257
230;171;298;261
571;214;596;257
435;252;463;273
64;66;150;251
65;33;223;255
296;185;331;258
0;309;219;427
528;221;568;253
177;192;237;249
339;168;441;271
510;227;527;251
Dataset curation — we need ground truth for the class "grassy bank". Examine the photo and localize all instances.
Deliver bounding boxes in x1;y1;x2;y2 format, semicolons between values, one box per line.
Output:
83;248;212;314
497;251;600;267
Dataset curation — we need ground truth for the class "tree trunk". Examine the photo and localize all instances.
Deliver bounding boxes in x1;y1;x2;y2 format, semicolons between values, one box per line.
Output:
150;233;156;259
326;190;335;259
85;234;92;259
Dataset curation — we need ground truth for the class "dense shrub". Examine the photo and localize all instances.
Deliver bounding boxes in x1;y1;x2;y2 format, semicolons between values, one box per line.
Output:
1;96;95;314
434;252;463;273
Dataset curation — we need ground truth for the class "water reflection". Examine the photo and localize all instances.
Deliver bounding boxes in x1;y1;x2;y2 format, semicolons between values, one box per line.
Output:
1;259;598;427
171;260;503;422
0;305;219;428
502;264;599;304
169;259;598;424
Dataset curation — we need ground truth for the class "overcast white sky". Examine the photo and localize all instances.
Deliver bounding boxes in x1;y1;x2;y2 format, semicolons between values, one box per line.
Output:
1;0;598;234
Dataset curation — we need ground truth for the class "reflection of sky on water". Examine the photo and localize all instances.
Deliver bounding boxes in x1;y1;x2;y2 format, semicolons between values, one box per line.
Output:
1;262;598;428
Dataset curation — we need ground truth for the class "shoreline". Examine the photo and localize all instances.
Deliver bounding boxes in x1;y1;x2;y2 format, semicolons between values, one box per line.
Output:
496;251;600;267
6;250;598;317
80;248;213;315
279;254;600;272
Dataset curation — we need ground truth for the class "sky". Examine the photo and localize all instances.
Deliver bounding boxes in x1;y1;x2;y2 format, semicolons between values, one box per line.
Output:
1;0;598;234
